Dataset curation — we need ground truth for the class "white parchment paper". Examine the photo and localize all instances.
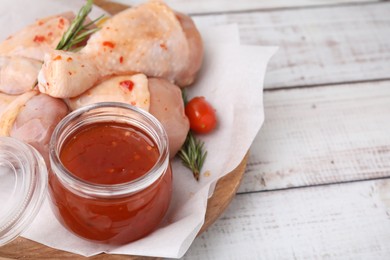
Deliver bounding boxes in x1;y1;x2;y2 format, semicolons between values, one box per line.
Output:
0;0;277;258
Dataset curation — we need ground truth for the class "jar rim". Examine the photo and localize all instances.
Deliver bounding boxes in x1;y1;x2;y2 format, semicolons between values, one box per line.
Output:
49;102;169;198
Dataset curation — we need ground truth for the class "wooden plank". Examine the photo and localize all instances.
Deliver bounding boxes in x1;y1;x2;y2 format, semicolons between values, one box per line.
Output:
240;80;390;193
193;2;390;89
184;178;390;259
108;0;378;14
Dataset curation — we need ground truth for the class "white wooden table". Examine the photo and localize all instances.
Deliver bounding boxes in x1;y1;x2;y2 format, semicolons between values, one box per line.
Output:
165;0;390;259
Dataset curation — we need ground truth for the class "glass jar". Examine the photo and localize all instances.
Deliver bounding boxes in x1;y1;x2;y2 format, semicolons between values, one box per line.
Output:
48;102;172;244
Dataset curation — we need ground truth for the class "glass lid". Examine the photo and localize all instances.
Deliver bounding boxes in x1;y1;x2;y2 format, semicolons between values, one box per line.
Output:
0;137;47;246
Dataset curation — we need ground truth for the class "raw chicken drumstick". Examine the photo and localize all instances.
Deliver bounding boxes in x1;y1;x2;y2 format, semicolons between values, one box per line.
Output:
0;12;75;95
0;56;42;94
148;78;190;157
38;1;203;98
0;12;74;61
0;91;68;163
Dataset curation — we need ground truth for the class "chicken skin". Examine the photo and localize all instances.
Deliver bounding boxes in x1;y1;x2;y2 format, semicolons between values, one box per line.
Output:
10;93;68;164
0;90;68;164
0;56;42;94
0;12;74;61
38;1;203;98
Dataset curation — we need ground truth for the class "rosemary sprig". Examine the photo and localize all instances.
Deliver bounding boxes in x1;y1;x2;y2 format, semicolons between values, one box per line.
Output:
32;0;102;90
178;91;208;181
56;0;103;51
178;131;207;181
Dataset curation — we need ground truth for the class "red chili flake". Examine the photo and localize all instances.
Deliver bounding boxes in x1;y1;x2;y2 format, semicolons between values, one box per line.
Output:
53;55;62;61
102;41;115;48
159;43;168;50
46;82;50;86
68;71;72;76
81;64;85;67
119;80;134;91
119;56;124;63
37;20;45;26
131;101;137;106
47;32;53;37
33;35;46;43
67;57;73;62
58;18;65;29
175;14;182;23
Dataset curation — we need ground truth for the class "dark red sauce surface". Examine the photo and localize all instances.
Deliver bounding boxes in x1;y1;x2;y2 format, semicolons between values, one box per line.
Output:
60;122;159;184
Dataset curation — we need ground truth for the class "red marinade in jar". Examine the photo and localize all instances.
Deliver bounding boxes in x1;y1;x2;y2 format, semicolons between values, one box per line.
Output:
60;122;159;184
48;121;172;244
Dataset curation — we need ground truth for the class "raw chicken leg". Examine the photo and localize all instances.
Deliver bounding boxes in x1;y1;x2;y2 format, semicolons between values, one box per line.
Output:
38;1;203;98
10;94;68;163
0;91;38;136
0;12;76;95
0;56;42;94
174;11;203;86
0;90;68;163
148;78;189;157
38;50;100;98
0;12;74;61
81;1;203;86
67;74;150;111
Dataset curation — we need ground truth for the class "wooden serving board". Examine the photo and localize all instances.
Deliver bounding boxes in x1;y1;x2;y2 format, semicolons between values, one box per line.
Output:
0;2;248;258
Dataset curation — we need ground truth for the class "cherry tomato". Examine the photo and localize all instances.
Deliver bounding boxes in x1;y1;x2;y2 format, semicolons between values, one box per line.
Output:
185;96;217;134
